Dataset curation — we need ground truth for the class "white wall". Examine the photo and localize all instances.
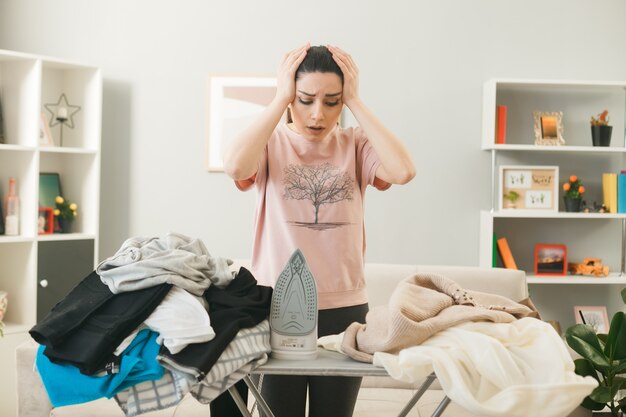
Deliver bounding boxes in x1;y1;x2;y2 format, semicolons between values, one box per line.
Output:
1;0;625;267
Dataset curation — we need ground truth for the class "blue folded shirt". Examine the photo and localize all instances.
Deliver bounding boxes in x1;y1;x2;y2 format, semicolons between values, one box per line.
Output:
36;328;164;407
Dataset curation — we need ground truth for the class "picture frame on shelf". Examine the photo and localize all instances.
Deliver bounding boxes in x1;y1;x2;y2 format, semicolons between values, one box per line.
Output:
574;306;609;334
534;243;567;276
499;165;559;211
533;111;565;146
39;172;61;208
39;112;54;146
38;207;54;235
205;75;286;172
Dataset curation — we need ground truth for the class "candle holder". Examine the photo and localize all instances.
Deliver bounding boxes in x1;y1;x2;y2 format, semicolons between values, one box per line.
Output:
44;93;81;147
56;115;68;146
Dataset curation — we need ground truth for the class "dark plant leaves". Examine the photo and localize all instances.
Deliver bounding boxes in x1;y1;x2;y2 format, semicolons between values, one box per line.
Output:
589;385;613;403
574;358;600;382
566;324;610;369
605;312;626;360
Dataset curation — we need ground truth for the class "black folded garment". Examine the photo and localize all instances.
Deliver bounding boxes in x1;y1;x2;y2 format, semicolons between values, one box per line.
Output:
158;267;272;380
30;270;172;375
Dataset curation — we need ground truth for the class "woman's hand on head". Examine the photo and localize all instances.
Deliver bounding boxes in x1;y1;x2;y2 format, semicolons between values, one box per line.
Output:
328;45;359;107
276;43;310;106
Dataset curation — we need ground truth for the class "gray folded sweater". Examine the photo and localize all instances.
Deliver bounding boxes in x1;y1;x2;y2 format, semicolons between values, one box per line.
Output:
96;232;234;296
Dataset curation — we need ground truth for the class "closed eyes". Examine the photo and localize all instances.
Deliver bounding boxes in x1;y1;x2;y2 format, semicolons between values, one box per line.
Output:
298;98;340;106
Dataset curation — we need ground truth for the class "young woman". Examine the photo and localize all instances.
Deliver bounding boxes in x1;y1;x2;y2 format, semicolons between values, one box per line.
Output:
223;44;415;417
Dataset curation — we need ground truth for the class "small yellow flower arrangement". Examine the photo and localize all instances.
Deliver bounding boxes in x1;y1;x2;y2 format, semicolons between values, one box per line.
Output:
54;196;78;220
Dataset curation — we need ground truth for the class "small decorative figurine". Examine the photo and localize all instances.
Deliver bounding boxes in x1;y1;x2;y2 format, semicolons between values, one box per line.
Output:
568;257;610;277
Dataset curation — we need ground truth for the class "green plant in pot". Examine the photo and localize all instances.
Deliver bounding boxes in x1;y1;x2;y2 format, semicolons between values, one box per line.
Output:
591;110;613;147
563;175;585;212
565;288;626;416
503;190;520;208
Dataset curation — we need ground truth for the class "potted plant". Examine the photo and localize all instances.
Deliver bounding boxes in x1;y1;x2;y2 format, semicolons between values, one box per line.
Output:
591;110;613;147
565;288;626;416
563;175;585;212
54;195;78;233
503;190;520;208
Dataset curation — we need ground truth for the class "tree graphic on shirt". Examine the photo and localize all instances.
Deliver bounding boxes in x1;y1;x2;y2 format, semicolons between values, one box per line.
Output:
283;163;354;228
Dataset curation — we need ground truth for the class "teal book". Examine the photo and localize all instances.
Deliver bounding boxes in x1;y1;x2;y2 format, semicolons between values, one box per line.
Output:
618;172;626;213
492;233;498;267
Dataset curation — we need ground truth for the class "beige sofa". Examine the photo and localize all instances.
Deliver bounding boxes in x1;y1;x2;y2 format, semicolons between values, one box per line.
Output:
16;263;591;417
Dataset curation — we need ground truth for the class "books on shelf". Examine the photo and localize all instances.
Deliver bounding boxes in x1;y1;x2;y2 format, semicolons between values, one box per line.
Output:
496;237;518;270
495;105;507;144
619;172;626;214
603;173;618;214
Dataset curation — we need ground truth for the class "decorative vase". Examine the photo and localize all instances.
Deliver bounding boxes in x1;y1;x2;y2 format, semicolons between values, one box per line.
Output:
57;218;73;233
591;125;612;147
563;197;583;212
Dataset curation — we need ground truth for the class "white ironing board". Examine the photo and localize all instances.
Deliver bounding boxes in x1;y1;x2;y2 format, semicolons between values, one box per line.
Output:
227;348;448;417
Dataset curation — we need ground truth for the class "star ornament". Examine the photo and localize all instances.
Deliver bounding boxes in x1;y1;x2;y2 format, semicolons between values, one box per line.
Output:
44;93;81;129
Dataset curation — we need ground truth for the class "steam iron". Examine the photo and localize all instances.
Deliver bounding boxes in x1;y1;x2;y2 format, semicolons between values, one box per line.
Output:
269;249;318;360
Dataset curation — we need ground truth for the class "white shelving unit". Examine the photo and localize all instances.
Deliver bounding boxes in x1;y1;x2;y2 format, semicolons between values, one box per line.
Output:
479;79;626;327
0;49;101;416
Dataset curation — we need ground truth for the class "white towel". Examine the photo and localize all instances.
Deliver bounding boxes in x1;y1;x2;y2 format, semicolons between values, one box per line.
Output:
374;318;597;417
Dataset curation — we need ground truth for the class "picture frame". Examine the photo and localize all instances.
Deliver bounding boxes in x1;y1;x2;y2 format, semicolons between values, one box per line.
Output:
39;112;54;146
534;243;567;276
37;207;54;235
574;306;610;334
39;172;62;209
533;111;565;146
205;75;286;172
499;165;559;211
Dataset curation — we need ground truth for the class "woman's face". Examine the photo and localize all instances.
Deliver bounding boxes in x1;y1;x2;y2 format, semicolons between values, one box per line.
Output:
289;71;343;141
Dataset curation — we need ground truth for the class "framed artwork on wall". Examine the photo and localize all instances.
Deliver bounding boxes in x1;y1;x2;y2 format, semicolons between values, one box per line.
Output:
205;75;286;172
574;306;609;334
499;165;559;212
534;243;567;276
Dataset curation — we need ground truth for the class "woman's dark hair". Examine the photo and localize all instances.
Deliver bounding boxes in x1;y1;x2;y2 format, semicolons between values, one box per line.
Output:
287;46;343;123
295;46;343;83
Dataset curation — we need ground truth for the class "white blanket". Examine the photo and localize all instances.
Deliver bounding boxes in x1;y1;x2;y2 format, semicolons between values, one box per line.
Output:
372;318;596;417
